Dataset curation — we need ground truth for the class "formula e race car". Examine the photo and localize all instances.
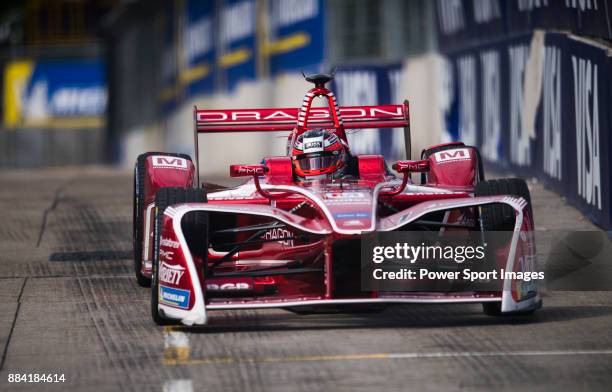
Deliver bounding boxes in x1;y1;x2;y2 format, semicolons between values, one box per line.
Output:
133;72;541;326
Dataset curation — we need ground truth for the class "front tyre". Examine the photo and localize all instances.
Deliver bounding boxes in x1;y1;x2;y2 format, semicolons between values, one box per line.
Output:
151;187;207;325
133;152;192;287
475;178;538;316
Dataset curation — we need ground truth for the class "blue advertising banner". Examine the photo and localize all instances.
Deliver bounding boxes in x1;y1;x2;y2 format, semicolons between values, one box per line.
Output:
4;59;107;128
575;1;610;39
267;0;325;75
436;0;612;52
182;0;215;97
556;33;610;228
218;0;257;91
161;1;179;112
331;64;405;159
435;0;506;52
505;0;578;35
440;32;611;229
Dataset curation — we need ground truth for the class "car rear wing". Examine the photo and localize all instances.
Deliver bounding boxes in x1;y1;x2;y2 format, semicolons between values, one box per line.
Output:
194;103;409;133
191;78;410;187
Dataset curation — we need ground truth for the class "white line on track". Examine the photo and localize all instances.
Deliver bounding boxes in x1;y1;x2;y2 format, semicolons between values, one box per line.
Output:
163;379;193;392
163;349;612;366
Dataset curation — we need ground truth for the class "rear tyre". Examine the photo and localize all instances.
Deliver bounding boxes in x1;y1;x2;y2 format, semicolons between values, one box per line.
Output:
133;152;191;287
475;178;536;316
151;187;207;325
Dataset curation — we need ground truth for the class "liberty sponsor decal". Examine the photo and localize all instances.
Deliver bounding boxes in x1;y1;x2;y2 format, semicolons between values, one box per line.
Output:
159;262;185;285
151;156;188;170
159;285;190;309
542;46;562;180
434;148;472;163
572;56;601;209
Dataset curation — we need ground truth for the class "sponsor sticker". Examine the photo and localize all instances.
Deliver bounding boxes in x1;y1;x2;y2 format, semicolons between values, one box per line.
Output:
160;237;180;249
206;282;252;291
159;249;174;261
324;192;367;199
334;212;371;219
159;285;190;309
434;148;472;163
152;156;188;170
159;262;185;285
262;227;294;246
303;136;324;153
343;219;365;227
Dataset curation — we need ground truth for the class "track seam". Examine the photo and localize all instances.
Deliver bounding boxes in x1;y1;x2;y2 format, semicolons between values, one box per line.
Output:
0;277;27;371
36;180;73;247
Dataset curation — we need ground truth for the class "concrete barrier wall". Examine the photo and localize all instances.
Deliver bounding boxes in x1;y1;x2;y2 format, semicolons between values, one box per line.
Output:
0;128;105;168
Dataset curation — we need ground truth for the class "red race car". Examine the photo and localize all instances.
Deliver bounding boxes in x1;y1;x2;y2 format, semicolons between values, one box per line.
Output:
133;72;541;326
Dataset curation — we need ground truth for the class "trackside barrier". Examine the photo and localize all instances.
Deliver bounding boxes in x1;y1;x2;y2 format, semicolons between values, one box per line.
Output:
439;31;611;230
435;0;612;52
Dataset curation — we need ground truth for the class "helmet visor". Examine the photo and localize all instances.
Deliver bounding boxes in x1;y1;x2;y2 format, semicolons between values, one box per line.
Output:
295;151;341;173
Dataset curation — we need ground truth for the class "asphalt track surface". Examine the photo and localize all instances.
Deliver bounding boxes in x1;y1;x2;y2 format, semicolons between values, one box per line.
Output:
1;167;611;391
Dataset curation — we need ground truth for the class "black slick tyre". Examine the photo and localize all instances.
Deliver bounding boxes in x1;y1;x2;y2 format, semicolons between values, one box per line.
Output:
133;152;191;287
151;187;207;325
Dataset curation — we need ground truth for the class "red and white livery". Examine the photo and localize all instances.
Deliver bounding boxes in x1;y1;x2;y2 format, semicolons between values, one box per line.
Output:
132;72;541;326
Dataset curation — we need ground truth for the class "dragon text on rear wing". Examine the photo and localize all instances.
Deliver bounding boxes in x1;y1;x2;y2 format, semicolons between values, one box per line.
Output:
194;103;409;133
190;74;411;187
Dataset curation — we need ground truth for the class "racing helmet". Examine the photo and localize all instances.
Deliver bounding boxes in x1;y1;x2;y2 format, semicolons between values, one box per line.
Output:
291;129;348;180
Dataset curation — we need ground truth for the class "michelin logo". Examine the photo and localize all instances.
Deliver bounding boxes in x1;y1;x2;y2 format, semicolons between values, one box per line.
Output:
159;285;190;309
